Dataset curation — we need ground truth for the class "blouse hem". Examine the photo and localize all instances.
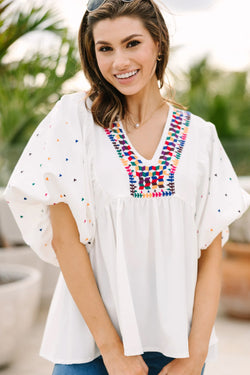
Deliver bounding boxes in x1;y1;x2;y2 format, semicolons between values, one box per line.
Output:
40;342;218;365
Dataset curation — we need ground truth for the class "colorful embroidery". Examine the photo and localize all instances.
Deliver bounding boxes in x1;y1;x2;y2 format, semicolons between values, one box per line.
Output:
105;109;191;198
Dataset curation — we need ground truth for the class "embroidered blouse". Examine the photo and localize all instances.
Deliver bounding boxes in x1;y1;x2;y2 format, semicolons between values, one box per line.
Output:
4;92;250;364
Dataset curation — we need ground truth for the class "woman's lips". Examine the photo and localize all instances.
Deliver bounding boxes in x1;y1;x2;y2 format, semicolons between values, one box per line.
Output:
115;69;138;79
114;69;139;83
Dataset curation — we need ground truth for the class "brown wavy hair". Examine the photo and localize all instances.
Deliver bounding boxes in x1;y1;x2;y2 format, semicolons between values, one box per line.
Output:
78;0;177;128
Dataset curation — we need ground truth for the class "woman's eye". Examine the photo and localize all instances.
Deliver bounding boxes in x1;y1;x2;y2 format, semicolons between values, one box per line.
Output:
127;40;140;48
98;46;112;52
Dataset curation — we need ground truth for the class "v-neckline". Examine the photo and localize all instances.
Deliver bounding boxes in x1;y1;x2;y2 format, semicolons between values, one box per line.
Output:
119;105;173;165
104;108;191;198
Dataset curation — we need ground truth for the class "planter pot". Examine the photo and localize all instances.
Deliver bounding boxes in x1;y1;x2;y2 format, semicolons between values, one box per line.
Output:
0;189;24;246
221;241;250;319
0;264;42;367
0;246;60;302
0;189;60;302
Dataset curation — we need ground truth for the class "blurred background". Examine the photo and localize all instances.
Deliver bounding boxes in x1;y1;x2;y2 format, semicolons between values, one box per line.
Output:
0;0;250;374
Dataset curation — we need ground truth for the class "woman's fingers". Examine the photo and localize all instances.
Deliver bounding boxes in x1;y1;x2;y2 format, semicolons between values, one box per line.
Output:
103;353;148;375
158;368;167;375
139;357;149;373
157;358;204;375
157;363;169;375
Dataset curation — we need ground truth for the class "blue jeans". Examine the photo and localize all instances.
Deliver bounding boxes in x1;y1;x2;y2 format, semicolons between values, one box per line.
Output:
52;351;205;375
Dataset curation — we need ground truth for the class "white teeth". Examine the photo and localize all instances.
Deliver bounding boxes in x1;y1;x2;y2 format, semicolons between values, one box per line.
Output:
116;70;137;79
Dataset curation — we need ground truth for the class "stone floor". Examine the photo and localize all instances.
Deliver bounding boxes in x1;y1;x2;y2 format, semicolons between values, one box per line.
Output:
0;301;249;375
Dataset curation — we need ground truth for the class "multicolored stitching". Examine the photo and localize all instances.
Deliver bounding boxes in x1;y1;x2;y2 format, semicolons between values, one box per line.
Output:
105;109;191;198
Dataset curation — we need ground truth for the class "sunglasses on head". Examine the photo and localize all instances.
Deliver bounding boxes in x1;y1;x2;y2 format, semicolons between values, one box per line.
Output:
87;0;135;12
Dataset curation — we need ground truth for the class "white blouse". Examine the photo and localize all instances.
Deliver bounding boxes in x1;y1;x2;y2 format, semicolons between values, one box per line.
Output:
4;92;250;364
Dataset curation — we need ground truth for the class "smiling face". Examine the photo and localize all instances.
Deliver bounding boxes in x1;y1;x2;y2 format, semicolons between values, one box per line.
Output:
93;16;159;97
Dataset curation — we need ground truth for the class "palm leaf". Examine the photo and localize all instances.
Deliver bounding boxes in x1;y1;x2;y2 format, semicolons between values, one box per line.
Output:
0;6;65;61
0;0;81;185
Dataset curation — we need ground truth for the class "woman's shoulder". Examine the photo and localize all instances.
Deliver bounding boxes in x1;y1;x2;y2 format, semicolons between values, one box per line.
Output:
57;91;90;112
187;111;214;132
51;91;93;130
30;91;94;150
188;110;216;137
173;107;217;145
171;107;219;156
171;105;214;131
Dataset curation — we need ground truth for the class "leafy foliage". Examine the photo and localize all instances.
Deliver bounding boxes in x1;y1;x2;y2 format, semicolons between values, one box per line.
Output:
0;0;81;185
175;58;250;175
176;58;250;140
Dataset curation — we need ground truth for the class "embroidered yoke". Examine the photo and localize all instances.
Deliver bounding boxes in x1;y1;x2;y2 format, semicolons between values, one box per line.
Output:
105;110;190;197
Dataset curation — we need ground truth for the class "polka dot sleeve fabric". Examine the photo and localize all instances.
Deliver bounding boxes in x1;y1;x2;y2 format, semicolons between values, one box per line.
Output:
4;94;95;266
195;123;250;254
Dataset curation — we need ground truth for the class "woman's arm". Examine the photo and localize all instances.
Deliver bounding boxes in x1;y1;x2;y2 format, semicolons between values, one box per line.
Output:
158;232;223;375
188;232;222;360
49;202;148;375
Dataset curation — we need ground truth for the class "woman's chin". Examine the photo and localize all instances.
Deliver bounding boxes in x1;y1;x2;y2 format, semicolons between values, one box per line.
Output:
112;83;145;97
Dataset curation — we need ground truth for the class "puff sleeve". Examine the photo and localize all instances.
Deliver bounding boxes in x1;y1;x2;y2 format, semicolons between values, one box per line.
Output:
195;122;250;254
4;93;95;266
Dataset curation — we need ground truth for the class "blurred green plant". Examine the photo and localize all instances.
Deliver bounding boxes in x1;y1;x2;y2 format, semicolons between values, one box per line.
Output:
176;57;250;139
0;0;80;185
175;58;250;175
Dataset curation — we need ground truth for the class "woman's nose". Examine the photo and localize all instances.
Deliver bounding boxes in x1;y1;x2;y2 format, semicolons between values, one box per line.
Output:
112;50;130;71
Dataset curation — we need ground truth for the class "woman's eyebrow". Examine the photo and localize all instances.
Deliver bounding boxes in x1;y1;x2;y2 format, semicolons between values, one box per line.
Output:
95;33;143;45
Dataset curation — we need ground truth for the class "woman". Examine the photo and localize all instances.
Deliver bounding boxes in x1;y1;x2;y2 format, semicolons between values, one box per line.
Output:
4;0;250;374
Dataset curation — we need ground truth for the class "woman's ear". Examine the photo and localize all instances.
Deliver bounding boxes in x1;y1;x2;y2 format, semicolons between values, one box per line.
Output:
156;40;160;53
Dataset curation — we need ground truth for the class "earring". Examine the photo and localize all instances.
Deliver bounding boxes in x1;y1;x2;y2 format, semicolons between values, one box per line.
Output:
157;54;162;62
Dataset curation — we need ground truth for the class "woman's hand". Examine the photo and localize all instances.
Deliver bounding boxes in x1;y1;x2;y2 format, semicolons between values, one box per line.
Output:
157;357;204;375
102;344;148;375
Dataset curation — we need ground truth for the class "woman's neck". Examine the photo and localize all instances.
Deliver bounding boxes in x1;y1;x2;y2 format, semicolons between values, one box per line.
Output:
124;77;164;125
